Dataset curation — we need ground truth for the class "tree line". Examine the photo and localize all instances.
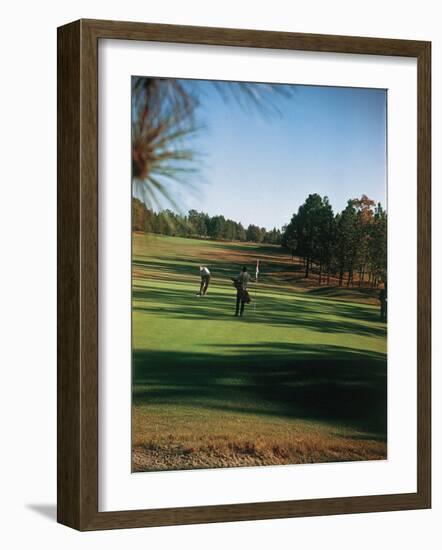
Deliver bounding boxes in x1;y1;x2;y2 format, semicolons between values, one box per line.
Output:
133;193;387;288
132;198;282;244
281;193;387;287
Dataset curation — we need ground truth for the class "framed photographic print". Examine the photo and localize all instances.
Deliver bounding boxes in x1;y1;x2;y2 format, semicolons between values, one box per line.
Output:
57;19;431;530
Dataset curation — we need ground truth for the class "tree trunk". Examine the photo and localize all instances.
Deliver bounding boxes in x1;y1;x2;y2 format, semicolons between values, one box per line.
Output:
318;262;322;285
305;258;310;278
339;267;344;287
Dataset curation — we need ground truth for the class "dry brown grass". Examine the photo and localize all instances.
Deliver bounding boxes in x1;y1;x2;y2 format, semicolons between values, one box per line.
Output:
132;432;386;472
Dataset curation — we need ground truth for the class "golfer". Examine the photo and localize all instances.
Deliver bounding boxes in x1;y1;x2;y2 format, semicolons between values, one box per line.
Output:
233;266;251;317
197;266;211;297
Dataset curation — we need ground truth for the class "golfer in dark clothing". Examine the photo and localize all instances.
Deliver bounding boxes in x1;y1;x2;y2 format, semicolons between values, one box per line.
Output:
234;266;251;317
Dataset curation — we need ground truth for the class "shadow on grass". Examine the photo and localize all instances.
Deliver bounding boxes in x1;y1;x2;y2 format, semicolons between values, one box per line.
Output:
134;257;262;282
133;241;299;286
308;286;382;301
133;235;382;300
133;342;387;438
132;283;386;338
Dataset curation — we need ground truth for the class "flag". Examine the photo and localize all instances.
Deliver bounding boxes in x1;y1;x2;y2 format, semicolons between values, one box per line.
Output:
255;259;260;281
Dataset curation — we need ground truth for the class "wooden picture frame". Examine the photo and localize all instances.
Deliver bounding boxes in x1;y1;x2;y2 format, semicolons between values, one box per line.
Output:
57;19;431;531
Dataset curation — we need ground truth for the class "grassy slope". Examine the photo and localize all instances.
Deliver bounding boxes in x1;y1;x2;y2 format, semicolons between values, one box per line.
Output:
132;233;387;471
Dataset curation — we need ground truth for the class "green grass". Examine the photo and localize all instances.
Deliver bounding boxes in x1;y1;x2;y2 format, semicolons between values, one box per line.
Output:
132;233;387;471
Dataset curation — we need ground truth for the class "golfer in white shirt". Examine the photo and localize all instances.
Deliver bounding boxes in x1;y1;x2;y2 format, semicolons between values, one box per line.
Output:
197;266;211;296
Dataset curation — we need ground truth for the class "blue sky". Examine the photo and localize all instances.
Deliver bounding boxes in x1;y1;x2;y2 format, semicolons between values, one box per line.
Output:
166;80;387;230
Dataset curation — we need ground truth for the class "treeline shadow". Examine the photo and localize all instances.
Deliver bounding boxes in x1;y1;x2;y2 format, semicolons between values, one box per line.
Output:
133;342;387;438
132;284;386;339
133;257;244;282
133;242;297;285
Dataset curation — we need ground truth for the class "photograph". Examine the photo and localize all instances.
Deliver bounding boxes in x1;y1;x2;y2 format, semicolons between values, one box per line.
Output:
131;75;388;473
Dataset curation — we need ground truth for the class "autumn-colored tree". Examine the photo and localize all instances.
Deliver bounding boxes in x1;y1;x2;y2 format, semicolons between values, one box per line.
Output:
352;195;376;286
